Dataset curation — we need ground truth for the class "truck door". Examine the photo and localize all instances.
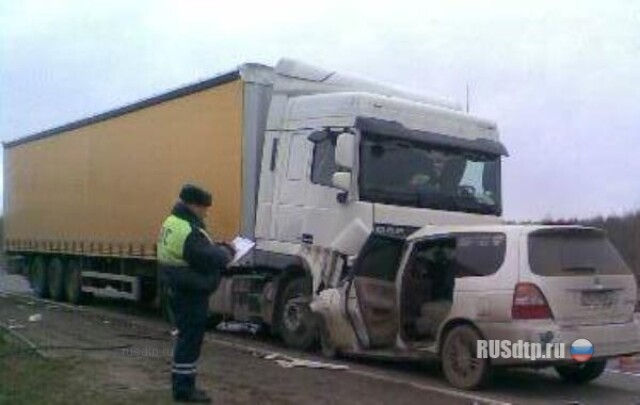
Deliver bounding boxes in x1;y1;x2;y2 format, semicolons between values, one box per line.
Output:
268;132;313;243
346;233;405;349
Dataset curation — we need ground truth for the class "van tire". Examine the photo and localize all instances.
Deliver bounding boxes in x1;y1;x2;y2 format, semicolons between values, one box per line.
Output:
441;324;491;390
555;360;606;384
277;277;318;351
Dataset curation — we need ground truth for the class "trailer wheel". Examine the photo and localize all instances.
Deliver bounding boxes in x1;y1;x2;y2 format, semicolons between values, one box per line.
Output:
18;257;30;276
441;324;492;390
48;257;66;301
277;277;318;351
30;256;49;299
65;260;85;304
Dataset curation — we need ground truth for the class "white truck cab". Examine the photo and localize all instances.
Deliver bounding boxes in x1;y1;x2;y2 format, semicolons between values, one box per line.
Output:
249;59;507;283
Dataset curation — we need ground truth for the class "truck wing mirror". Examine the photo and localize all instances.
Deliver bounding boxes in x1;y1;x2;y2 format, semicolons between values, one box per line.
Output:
335;133;355;171
332;172;351;192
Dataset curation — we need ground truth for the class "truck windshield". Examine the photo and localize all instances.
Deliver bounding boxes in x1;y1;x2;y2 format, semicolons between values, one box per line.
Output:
359;133;501;215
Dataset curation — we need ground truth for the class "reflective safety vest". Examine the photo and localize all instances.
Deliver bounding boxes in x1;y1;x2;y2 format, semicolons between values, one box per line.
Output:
157;214;215;267
157;215;192;267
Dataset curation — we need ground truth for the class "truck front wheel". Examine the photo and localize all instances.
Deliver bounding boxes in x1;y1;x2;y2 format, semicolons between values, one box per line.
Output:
277;277;318;351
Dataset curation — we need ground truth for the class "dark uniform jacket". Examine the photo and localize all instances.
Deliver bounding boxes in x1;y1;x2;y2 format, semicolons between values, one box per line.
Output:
158;202;233;293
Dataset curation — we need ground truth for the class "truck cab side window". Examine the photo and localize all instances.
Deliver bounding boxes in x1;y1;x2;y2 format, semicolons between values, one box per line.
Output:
311;135;337;186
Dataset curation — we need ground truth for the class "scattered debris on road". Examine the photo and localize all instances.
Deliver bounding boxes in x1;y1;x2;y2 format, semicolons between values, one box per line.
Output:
28;314;42;322
217;321;261;335
257;351;349;371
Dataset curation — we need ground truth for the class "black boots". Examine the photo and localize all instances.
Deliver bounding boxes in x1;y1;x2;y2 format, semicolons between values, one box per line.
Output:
173;388;212;403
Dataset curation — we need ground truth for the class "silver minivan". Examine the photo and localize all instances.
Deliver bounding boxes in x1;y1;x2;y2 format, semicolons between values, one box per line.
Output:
312;224;640;389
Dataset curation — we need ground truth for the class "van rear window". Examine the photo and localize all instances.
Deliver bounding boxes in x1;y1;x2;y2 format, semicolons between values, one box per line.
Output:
528;228;631;276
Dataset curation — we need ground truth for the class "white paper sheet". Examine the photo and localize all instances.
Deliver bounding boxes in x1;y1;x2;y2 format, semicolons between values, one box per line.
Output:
230;236;255;264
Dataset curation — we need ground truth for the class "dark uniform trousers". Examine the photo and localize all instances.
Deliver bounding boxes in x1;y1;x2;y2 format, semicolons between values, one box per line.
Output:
163;267;217;397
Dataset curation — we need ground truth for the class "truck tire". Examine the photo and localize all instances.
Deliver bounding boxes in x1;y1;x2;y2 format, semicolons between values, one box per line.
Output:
64;259;85;304
30;256;49;299
48;257;66;301
277;277;318;351
441;324;491;390
555;360;606;384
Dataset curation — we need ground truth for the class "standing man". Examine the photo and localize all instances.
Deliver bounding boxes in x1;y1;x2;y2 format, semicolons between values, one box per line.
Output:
158;184;235;403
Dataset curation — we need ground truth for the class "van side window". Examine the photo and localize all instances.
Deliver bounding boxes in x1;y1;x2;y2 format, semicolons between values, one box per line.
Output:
454;232;506;277
310;135;337;186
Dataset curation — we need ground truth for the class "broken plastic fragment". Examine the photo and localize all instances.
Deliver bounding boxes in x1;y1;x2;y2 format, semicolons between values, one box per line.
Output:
28;314;42;322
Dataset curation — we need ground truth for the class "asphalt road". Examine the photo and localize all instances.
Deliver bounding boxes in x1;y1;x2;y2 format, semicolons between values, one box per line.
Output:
1;269;639;404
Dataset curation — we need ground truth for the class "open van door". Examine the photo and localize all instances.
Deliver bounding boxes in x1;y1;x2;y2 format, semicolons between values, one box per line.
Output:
346;233;405;349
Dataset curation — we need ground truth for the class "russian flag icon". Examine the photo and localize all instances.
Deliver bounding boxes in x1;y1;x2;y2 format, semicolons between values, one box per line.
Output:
570;339;594;362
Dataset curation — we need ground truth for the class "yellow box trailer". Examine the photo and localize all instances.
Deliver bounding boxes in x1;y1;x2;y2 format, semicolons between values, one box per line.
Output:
5;75;243;257
3;64;275;303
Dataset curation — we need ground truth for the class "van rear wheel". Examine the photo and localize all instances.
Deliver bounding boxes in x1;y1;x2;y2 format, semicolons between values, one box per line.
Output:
441;325;491;390
555;360;606;384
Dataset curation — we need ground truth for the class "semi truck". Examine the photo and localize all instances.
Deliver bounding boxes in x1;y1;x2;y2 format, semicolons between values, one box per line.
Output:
3;58;507;357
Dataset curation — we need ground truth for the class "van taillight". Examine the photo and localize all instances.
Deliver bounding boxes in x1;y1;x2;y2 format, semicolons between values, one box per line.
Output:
512;283;553;319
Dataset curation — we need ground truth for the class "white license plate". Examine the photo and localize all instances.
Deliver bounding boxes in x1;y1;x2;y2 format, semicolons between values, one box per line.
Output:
581;291;615;307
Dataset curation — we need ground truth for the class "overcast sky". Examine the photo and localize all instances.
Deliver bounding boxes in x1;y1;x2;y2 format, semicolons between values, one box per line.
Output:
1;0;639;220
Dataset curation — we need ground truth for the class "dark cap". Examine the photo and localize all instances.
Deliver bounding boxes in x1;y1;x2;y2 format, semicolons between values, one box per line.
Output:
179;184;212;207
